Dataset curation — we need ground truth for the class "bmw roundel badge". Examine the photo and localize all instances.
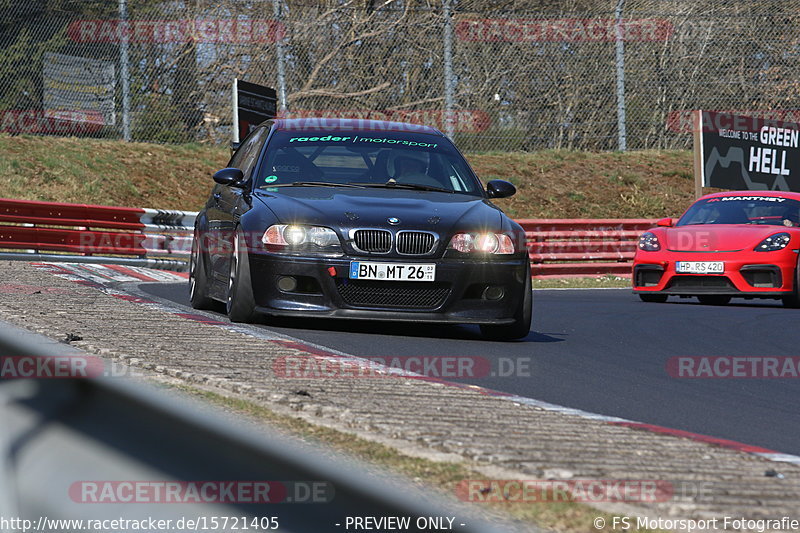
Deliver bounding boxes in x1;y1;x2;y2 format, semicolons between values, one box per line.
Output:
387;217;401;225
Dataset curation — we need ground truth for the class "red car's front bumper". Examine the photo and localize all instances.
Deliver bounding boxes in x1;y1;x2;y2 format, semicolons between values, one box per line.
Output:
632;250;798;297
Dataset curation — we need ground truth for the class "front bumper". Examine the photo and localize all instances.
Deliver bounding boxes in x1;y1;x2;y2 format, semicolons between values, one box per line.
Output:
632;250;797;297
246;252;529;324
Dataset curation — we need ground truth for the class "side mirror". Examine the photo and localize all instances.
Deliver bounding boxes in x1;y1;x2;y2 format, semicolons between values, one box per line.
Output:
213;167;245;186
486;179;516;199
656;217;674;227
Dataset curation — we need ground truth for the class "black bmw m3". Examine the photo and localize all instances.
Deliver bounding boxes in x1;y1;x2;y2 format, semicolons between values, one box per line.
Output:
190;118;531;340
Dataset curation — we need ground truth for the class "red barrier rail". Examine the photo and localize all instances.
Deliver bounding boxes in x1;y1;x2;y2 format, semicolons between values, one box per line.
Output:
0;198;657;278
518;218;658;279
0;198;195;270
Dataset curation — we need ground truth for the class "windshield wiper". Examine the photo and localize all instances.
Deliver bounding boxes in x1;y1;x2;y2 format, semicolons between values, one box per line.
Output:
261;181;366;189
349;181;455;193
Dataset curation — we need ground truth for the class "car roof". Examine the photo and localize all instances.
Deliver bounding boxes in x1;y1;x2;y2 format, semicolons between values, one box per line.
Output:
267;117;446;137
700;190;800;201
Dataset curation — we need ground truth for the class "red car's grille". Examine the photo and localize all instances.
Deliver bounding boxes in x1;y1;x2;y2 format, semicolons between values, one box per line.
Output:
665;276;735;291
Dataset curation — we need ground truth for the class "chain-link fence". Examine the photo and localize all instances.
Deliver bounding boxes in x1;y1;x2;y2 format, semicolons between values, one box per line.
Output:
1;0;799;151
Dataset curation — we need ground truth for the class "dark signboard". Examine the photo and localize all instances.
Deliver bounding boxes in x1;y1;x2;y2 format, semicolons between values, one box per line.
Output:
699;110;800;192
234;79;277;142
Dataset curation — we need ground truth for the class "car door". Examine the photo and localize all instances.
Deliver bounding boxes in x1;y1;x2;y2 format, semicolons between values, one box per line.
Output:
215;127;269;287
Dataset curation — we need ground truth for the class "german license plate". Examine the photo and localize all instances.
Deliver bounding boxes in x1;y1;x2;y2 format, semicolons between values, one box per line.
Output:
675;261;724;274
349;262;435;281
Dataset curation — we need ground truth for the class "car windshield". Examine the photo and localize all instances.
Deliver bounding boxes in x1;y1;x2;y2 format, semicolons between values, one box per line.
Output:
677;196;800;227
254;130;483;196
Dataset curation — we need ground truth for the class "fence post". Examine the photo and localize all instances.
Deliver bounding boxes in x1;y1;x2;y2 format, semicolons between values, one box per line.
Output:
615;0;627;151
232;78;240;144
119;0;131;141
272;0;288;113
442;0;455;140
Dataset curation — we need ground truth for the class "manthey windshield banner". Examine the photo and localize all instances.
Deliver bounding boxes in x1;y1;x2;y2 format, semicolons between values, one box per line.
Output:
694;110;800;194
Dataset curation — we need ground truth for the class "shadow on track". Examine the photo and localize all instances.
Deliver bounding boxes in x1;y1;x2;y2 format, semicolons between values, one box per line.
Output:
641;298;787;309
252;314;564;344
139;282;564;343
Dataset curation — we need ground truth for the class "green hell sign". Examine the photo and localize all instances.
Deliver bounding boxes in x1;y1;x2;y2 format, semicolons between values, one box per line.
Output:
697;110;800;192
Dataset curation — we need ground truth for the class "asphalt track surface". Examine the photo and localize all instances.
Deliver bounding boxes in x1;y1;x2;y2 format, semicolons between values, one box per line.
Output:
142;283;800;456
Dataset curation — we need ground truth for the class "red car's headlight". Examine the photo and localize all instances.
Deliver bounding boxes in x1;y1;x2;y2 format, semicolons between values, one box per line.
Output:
755;232;791;252
638;231;661;251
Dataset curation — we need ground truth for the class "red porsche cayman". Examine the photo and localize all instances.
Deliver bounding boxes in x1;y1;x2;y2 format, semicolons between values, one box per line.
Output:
633;191;800;306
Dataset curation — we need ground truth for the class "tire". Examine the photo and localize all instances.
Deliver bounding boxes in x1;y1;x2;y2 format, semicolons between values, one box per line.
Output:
639;294;668;303
782;261;800;308
480;261;532;341
226;229;259;323
189;228;216;310
697;295;731;305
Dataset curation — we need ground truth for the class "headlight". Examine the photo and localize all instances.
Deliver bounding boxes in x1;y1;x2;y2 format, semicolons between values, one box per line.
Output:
755;232;791;252
284;225;306;245
638;232;661;251
262;224;342;254
448;233;515;254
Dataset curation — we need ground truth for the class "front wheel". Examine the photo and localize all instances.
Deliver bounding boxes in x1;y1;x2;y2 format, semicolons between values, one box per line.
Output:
226;230;259;323
639;294;668;303
480;262;532;341
697;295;731;305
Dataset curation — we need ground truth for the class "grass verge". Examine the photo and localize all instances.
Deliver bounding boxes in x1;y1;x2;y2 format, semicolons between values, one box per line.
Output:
533;276;631;289
0;134;697;219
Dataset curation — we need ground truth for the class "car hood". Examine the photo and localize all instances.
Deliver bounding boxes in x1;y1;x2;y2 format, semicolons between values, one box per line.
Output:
665;225;792;252
252;187;503;234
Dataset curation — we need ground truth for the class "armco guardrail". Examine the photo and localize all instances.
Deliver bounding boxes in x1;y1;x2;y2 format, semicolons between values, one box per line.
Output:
0;198;656;278
519;219;658;279
0;197;195;271
0;321;504;533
